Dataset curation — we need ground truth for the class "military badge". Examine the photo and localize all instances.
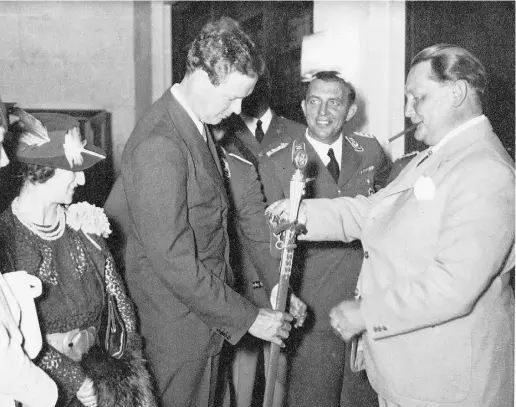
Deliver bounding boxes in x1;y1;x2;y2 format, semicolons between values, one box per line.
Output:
345;136;364;152
263;142;289;157
253;281;264;289
359;165;374;175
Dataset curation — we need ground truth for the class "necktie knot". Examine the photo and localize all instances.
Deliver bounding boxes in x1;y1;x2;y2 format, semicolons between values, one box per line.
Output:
255;119;265;144
327;148;340;183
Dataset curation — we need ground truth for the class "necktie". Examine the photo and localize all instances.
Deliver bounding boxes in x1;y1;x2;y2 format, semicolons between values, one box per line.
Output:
327;148;340;183
255;120;265;144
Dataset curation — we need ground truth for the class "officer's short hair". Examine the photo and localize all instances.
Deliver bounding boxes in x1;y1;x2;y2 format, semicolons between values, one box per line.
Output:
306;71;356;105
186;17;265;86
411;44;487;103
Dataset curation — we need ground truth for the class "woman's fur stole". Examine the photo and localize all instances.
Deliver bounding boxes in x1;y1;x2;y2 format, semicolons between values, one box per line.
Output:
81;346;157;407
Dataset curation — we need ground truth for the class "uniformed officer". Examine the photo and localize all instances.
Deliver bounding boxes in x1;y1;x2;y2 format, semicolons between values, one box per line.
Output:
211;128;307;407
259;71;391;407
219;68;307;171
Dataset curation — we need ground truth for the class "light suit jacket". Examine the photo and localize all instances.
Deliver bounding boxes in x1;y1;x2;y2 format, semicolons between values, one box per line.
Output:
260;133;391;330
300;117;514;406
0;272;57;407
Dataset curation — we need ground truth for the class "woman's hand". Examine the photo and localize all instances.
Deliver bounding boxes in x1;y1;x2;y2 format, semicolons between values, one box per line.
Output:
76;378;97;407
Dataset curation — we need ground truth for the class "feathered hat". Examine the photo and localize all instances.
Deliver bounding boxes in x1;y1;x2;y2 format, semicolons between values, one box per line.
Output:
11;108;105;171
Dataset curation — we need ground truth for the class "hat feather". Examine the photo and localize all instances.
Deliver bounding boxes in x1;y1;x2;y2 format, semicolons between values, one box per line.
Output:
11;107;50;146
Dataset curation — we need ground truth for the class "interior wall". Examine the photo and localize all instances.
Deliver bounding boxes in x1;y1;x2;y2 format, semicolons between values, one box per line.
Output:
313;0;406;159
0;1;136;172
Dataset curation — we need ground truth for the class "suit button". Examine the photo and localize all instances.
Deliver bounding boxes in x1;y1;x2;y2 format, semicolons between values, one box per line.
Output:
337;189;341;194
366;178;371;184
364;251;369;259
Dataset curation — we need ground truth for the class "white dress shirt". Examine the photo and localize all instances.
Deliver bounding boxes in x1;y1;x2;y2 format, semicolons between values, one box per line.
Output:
241;108;273;139
305;129;343;169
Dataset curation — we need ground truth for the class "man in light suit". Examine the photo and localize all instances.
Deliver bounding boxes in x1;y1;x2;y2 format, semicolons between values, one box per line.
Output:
260;71;390;407
267;44;515;407
112;18;293;407
220;69;306;170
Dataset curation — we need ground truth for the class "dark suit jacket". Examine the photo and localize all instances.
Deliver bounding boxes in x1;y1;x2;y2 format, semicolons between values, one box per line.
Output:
259;132;391;331
219;149;279;309
220;111;306;169
113;90;258;363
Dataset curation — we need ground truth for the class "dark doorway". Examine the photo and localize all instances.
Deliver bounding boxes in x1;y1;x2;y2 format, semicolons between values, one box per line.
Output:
405;1;515;157
171;1;313;124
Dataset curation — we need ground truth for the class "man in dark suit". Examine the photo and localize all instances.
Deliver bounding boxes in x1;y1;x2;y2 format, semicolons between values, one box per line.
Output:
220;69;307;170
112;18;293;407
260;71;391;407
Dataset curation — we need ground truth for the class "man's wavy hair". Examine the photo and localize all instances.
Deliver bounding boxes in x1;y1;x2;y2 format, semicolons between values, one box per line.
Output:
186;17;265;86
411;44;487;104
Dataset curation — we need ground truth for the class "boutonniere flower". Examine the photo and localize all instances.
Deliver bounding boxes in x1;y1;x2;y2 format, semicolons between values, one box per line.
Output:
66;202;111;250
413;176;436;201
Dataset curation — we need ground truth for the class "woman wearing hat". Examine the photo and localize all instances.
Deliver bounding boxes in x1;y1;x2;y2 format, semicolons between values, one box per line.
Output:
0;109;156;407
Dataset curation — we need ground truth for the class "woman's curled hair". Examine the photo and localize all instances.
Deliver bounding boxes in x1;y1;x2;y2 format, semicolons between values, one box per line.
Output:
16;162;55;184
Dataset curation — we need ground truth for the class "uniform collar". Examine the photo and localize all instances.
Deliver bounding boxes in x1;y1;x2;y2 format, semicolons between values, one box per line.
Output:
241;107;273;135
305;129;343;169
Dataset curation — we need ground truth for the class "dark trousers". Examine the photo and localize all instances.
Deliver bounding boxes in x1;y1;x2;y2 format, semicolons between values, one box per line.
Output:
286;330;347;407
146;343;221;407
286;330;377;407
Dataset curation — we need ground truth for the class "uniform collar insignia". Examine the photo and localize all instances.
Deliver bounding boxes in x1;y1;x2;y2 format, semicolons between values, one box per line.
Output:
345;136;364;152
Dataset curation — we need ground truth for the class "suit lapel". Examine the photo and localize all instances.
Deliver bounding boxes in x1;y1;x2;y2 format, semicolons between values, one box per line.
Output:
385;119;495;197
233;117;261;157
262;113;280;150
338;136;363;187
163;92;227;197
205;124;223;177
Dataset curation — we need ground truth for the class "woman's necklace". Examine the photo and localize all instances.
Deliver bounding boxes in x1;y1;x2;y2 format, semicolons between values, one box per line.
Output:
11;198;66;241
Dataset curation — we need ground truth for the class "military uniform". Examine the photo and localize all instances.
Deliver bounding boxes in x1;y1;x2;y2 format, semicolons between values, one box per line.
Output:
220;111;306;170
219;147;278;307
217;146;285;407
259;131;391;407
